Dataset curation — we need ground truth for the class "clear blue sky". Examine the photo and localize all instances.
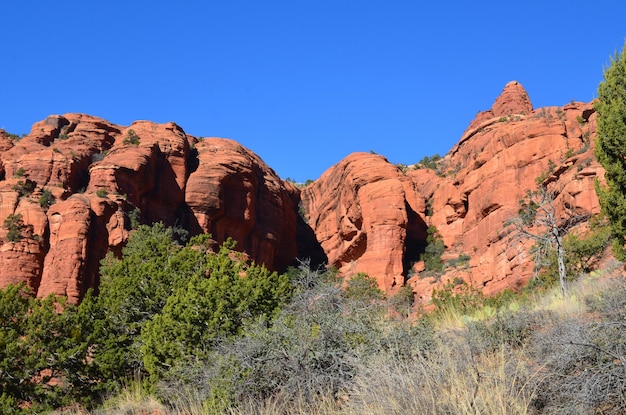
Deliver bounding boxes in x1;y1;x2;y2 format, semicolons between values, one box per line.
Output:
2;1;625;182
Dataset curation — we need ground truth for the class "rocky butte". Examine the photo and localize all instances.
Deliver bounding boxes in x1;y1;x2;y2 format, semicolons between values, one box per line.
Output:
0;82;605;306
302;81;603;301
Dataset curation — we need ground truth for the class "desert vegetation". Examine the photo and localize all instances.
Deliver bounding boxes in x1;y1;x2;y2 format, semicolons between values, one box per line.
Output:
0;219;624;414
3;35;626;415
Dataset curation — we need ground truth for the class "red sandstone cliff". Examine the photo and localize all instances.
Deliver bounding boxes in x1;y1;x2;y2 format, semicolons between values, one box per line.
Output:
0;82;607;304
301;81;604;300
0;114;299;303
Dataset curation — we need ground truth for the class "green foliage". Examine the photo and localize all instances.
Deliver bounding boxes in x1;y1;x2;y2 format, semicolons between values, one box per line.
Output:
535;159;556;185
12;180;34;198
90;223;293;391
14;167;25;178
447;253;471;268
396;163;409;173
424;197;433;216
38;189;55;208
344;272;385;303
3;213;25;242
95;188;108;198
431;279;485;315
123;129;140;145
5;132;25;141
140;238;293;382
0;284;96;412
416;154;442;170
421;225;445;272
298;201;307;224
156;264;434;408
594;41;626;261
517;190;539;226
92;223;205;385
530;216;612;290
126;207;142;229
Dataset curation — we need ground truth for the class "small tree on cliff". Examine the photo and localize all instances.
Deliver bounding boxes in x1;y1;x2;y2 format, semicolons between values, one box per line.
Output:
508;183;590;297
594;41;626;261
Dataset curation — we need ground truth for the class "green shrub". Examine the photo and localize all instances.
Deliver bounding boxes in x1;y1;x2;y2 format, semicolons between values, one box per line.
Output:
388;285;415;318
416;154;442;170
431;279;485;315
13;167;25;178
344;272;385;302
0;284;96;412
38;189;55;208
3;214;25;242
447;253;471;268
126;207;142;229
421;226;445;272
155;263;424;408
123;129;140;145
12;180;34;198
530;216;612;290
140;237;293;382
95;189;108;198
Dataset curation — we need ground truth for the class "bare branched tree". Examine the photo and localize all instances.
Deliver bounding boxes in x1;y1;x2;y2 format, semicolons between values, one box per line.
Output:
507;183;590;297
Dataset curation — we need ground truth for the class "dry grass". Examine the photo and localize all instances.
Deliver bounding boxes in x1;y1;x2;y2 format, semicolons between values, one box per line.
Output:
54;266;626;415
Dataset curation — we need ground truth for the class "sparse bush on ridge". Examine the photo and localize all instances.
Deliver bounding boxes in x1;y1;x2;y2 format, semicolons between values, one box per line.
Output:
415;153;442;170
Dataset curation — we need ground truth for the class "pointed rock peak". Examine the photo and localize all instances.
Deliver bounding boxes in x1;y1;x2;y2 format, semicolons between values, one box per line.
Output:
492;80;533;117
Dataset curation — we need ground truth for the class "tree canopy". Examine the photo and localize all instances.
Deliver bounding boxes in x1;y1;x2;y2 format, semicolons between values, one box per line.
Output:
595;41;626;260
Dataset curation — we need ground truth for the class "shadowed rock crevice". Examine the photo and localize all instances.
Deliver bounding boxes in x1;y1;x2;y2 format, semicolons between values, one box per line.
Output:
402;200;428;281
295;210;327;270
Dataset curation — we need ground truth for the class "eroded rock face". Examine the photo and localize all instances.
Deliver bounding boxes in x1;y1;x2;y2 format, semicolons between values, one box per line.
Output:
185;138;299;271
302;82;603;300
301;153;427;293
0;114;301;302
0;83;607;304
419;89;601;297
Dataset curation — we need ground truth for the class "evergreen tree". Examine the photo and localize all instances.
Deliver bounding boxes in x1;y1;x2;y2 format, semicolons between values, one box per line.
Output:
595;41;626;260
91;223;197;385
140;238;293;381
0;284;95;412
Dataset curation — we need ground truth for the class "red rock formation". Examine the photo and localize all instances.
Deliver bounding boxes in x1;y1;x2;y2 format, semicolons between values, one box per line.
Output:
302;82;603;303
0;83;607;305
417;90;601;297
301;153;427;293
466;80;533;131
0;180;48;291
185;138;299;271
0;115;300;302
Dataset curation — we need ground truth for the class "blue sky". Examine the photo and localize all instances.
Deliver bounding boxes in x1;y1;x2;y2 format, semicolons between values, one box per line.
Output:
2;1;625;182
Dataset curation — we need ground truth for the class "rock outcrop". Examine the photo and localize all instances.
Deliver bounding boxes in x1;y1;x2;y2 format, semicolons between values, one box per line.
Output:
300;152;427;292
185;138;299;271
0;115;300;302
302;82;604;300
0;82;608;305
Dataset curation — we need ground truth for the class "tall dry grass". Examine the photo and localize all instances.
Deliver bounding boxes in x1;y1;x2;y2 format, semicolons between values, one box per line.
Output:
54;266;626;415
